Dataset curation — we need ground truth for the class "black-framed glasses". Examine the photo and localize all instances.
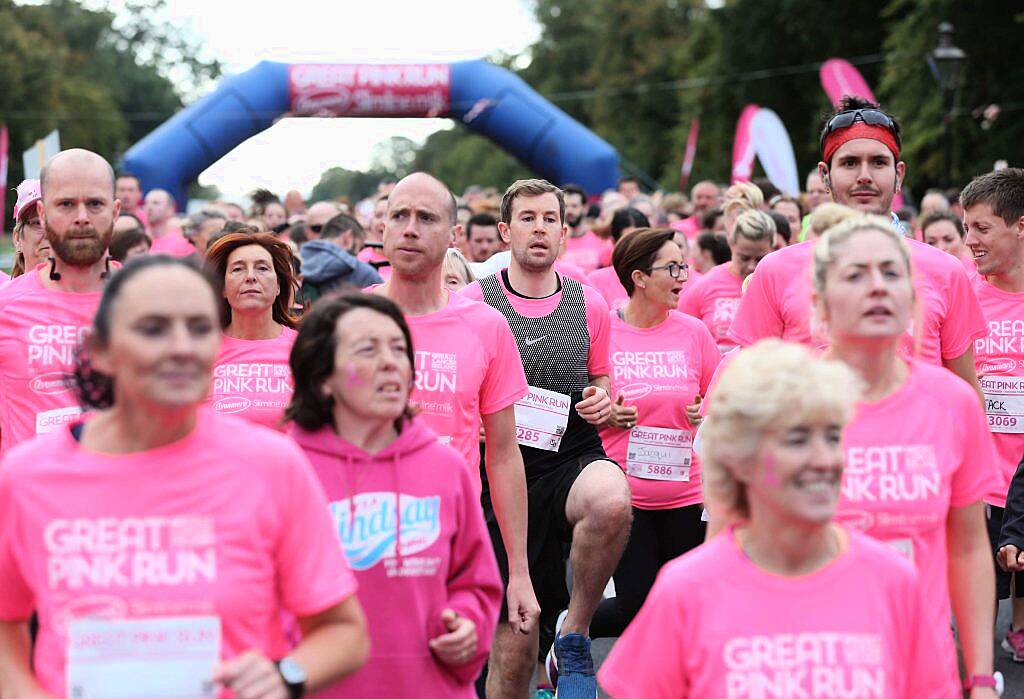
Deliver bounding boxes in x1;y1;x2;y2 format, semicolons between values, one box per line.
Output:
819;108;901;152
648;261;688;279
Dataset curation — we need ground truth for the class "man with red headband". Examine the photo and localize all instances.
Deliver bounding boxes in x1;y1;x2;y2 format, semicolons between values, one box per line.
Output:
728;96;986;395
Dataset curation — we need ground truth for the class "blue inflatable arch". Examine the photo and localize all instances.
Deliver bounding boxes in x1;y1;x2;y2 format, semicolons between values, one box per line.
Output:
121;60;621;204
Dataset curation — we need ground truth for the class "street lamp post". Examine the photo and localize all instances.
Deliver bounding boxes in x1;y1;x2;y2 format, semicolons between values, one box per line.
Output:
929;22;966;189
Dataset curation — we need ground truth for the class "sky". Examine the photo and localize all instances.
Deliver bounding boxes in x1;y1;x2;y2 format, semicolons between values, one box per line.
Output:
129;0;541;200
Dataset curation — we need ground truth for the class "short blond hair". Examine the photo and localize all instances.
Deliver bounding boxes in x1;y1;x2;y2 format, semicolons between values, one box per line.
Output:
807;202;858;239
700;340;861;520
723;182;764;217
443;247;476;287
730;209;776;245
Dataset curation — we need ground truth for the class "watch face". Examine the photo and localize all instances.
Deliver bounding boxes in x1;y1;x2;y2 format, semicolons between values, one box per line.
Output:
279;658;307;684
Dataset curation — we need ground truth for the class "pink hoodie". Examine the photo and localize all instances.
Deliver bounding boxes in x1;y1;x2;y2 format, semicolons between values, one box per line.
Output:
291;419;502;698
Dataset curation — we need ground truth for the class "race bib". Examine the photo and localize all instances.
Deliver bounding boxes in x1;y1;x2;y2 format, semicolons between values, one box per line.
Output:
513;386;571;452
982;375;1024;434
67;616;220;699
626;426;692;481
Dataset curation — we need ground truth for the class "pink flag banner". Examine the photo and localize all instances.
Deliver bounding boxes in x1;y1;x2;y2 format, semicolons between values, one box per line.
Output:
731;104;759;183
819;58;877;108
751;108;799;196
679;118;700;191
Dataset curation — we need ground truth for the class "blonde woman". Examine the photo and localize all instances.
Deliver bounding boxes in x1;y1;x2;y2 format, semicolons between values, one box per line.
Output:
721;181;763;235
812;215;1001;697
443;247;476;291
599;340;945;698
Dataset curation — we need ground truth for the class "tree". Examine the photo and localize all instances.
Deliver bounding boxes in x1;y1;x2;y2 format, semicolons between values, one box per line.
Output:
880;0;1024;190
412;127;531;195
309;167;394;205
0;0;220;224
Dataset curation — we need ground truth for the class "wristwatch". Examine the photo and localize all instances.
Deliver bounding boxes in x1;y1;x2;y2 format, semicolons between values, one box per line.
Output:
964;672;1004;696
276;657;308;699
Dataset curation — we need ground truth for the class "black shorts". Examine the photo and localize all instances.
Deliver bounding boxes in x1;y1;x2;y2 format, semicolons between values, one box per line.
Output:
480;419;613;604
987;505;1024;600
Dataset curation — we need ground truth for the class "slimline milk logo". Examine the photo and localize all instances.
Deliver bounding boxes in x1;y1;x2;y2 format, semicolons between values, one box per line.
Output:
330;492;441;572
723;632;885;698
612;350;688;399
413;350;457;417
43;516;217;591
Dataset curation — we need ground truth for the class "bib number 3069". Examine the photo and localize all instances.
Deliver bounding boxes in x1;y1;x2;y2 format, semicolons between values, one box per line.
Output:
982;376;1024;434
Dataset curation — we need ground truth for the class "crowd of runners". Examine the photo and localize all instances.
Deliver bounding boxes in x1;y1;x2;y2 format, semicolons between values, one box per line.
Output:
0;94;1021;699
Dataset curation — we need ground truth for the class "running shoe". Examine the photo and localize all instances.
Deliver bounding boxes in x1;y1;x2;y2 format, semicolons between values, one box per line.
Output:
532;688;555;699
545;610;597;699
1002;627;1024;662
544;609;568;687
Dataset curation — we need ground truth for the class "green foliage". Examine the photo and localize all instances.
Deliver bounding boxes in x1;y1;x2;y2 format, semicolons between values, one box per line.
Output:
0;0;219;224
411;128;531;195
309;167;394;205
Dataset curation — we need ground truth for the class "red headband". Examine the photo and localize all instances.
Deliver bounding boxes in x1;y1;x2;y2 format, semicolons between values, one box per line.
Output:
823;121;900;165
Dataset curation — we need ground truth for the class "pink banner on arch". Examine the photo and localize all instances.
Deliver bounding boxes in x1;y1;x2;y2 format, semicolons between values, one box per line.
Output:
731;104;759;183
819;58;877;108
288;64;451;117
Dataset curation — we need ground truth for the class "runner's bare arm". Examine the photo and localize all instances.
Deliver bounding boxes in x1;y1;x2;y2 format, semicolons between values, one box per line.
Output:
482;405;539;633
946;502;997;683
943;348;984;405
0;620;51;698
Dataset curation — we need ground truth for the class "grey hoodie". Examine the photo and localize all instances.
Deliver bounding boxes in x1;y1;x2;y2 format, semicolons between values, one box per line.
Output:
300;240;382;297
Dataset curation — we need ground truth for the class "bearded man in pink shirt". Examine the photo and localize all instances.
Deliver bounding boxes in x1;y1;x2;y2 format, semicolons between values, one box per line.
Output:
144;188;195;257
729;96;986;397
371;173;540;652
0;149;120;452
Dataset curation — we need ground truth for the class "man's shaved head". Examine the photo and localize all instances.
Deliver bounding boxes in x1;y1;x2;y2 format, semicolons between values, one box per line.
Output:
390;172;457;226
40;148;115;199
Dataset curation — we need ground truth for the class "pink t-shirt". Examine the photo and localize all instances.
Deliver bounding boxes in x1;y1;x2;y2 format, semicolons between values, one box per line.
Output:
679;262;744;351
600;311;720;509
834;360;997;692
563;231;613;274
208;327;298;431
0;410;357;698
728;239;987;364
372;289;528;487
585;267;628;311
971;276;1024;507
599;525;948;699
150;231;197;258
0;270;100;452
671;215;702;242
460;274;611;378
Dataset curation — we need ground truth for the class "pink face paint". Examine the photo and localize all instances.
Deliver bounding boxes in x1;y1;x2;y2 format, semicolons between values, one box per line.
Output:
345;363;364;387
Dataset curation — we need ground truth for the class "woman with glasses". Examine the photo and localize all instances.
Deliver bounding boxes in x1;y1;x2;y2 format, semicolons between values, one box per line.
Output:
588;228;721;640
680;210;776;351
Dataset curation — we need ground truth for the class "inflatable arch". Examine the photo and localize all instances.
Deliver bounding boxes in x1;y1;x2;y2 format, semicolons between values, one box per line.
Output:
121;60;621;205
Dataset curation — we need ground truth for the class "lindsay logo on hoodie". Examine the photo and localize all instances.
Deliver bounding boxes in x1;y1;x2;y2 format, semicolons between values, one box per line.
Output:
329;492;442;574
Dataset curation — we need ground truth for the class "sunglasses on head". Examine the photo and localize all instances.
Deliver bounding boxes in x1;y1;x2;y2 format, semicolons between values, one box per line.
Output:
819;108;901;152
